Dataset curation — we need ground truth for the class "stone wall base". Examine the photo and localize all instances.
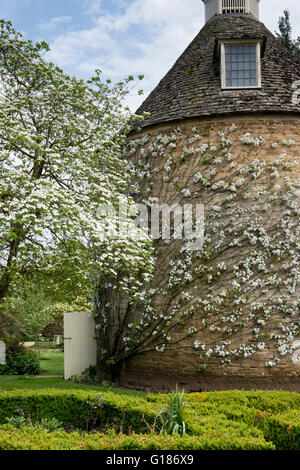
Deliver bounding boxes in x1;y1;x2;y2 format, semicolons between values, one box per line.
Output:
120;369;300;393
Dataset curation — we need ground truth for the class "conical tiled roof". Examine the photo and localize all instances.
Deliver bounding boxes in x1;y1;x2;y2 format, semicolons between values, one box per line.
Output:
133;14;300;130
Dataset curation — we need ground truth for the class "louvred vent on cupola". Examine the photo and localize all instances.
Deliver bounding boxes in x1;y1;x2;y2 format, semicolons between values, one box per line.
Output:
202;0;260;23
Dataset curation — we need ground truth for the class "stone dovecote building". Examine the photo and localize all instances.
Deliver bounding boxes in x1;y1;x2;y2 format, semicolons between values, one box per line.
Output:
119;0;300;392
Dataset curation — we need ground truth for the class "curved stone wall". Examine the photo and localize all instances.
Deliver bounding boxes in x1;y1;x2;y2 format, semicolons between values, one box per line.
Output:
120;113;300;392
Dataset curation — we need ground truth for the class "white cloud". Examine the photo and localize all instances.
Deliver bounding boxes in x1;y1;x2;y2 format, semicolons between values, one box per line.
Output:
93;0;203;33
82;0;103;15
47;27;114;67
47;0;203;108
37;16;72;33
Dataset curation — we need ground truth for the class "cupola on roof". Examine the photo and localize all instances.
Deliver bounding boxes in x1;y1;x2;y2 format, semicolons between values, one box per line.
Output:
202;0;260;23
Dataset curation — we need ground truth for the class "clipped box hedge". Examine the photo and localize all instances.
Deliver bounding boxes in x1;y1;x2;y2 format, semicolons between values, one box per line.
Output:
185;390;300;415
1;389;300;449
0;389;157;433
258;410;300;451
0;425;275;451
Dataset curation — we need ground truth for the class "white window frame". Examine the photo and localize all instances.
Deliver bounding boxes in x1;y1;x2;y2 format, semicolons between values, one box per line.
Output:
220;39;262;90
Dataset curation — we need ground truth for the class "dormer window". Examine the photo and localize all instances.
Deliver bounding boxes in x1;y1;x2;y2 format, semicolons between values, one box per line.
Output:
220;40;262;89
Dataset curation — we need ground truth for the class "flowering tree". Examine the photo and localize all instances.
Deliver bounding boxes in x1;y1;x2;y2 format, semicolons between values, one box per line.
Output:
0;20;154;335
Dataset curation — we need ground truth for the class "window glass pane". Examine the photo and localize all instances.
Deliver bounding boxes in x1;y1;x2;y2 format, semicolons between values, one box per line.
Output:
224;44;258;87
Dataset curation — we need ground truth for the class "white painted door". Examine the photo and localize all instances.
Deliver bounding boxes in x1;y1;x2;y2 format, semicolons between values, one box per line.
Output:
64;312;97;380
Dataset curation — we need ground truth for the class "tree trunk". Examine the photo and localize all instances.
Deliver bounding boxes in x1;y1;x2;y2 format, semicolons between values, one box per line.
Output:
0;271;10;300
0;279;10;336
96;351;121;383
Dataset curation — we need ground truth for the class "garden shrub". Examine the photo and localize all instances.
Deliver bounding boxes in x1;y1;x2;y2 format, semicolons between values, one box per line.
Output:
71;365;101;385
257;410;300;450
0;337;40;376
184;412;267;442
0;389;300;449
149;389;300;450
183;390;300;426
0;336;25;355
0;389;157;433
0;425;275;450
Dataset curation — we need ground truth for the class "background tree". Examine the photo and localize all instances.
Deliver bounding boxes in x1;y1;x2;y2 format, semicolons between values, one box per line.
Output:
0;19;154;332
2;283;52;341
275;10;300;59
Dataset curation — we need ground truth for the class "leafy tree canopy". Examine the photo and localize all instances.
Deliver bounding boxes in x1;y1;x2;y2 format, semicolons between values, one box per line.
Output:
0;19;154;321
275;10;300;59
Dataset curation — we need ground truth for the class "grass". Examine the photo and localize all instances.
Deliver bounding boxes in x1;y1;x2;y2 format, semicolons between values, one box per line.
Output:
38;350;64;376
0;347;144;397
0;376;143;396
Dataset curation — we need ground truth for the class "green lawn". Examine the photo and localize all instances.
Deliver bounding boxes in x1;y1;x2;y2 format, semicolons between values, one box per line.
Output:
39;350;64;376
0;376;143;396
0;348;143;397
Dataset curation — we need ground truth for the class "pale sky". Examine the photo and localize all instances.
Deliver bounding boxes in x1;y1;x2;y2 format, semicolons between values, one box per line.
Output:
1;0;299;110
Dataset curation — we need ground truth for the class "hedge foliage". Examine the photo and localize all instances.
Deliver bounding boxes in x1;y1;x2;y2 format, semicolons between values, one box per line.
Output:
0;389;156;433
258;410;300;451
184;390;300;450
0;425;274;451
0;389;300;450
